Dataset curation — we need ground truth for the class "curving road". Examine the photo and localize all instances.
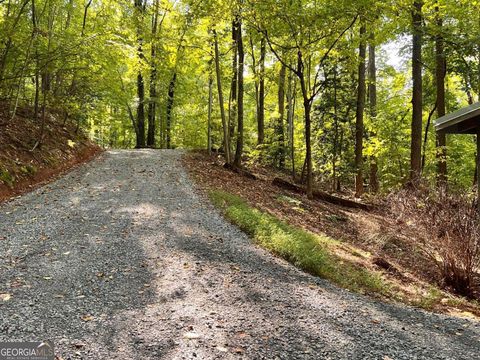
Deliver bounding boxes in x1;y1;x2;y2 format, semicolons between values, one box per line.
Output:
0;150;478;359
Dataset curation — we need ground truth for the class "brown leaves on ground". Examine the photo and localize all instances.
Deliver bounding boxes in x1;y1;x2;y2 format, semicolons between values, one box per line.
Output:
183;151;480;318
0;102;101;203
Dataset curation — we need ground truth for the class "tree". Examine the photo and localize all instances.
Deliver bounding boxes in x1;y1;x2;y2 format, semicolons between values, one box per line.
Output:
410;0;423;182
233;12;245;167
213;28;231;164
134;0;146;148
435;2;447;186
355;20;366;197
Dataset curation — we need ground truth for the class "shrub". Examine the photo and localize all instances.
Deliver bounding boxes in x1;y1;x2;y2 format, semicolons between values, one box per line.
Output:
390;188;480;298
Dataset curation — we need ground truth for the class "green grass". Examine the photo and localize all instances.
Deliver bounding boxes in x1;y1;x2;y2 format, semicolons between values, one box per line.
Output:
209;190;388;296
0;168;14;187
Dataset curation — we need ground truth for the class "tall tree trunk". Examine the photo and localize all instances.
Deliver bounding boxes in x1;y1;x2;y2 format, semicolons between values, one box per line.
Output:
147;0;160;148
304;98;313;199
234;17;244;167
258;37;266;145
229;20;238;149
287;68;296;178
332;67;339;191
213;29;231;164
208;69;213;155
298;51;313;199
355;22;366;197
410;0;423;182
276;63;287;169
135;0;146;148
368;33;379;193
136;72;146;148
435;4;447;187
166;72;177;149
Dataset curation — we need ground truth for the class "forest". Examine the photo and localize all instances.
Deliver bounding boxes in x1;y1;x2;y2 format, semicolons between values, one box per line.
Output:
1;0;480;302
0;0;479;195
3;2;480;355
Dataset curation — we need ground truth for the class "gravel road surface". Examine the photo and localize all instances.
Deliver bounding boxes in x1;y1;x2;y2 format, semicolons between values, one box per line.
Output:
0;150;479;359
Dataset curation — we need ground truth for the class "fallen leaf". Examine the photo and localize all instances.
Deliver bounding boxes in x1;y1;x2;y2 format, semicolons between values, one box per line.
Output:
81;315;94;322
1;293;12;301
216;346;228;352
183;332;200;339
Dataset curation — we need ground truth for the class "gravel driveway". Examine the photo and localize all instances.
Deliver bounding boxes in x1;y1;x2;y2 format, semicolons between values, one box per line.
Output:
0;150;479;359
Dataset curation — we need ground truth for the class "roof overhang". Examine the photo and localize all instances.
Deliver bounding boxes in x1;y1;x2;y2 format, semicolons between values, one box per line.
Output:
434;102;480;134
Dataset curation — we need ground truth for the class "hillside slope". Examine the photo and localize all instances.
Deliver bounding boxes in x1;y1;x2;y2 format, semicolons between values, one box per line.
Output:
0;104;101;202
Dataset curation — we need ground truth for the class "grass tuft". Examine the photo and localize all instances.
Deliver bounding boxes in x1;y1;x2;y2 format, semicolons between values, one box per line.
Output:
0;168;14;187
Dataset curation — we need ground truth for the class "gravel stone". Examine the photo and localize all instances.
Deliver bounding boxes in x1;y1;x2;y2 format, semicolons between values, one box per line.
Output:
0;149;479;359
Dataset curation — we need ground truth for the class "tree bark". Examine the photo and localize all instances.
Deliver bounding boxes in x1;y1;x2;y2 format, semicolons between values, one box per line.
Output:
234;16;244;167
297;51;313;198
276;63;287;169
208;70;213;155
213;29;231;164
368;33;379;193
355;22;366;197
166;72;177;149
435;5;447;187
147;0;160;148
135;0;146;148
258;37;266;145
410;0;423;182
228;20;238;148
287;68;296;178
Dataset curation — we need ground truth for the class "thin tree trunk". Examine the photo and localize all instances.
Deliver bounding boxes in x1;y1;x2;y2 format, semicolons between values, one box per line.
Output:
81;0;92;37
213;29;231;164
411;0;423;182
287;68;296;179
258;37;266;145
228;20;238;149
304;98;313;199
355;21;366;197
136;72;146;148
368;33;379;193
333;67;339;191
208;70;213;155
134;0;146;148
166;72;177;149
276;63;287;169
234;16;244;167
297;50;313;198
147;0;160;148
435;4;447;187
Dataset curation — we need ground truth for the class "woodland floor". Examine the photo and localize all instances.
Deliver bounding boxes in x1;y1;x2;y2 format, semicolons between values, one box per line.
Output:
183;151;480;317
0;103;101;203
0;149;479;359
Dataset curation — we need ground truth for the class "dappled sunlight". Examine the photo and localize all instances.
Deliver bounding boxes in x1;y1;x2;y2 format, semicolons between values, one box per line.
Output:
1;150;479;359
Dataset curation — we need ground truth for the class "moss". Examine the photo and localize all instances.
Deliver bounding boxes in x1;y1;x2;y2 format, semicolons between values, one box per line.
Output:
209;190;388;296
